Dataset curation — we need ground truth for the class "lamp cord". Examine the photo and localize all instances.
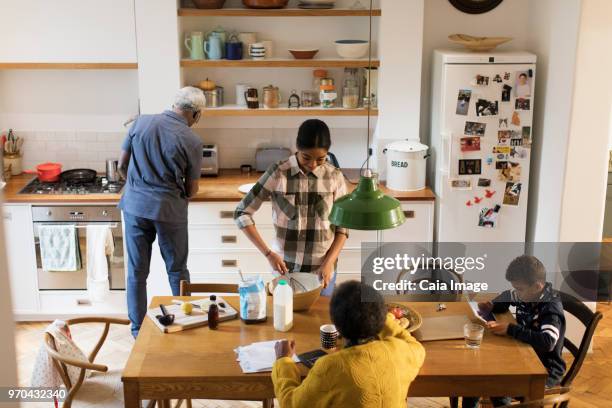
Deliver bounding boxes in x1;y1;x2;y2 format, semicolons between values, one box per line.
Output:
365;0;373;171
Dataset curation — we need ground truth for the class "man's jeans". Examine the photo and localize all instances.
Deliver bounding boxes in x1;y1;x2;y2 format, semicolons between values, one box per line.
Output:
124;212;190;338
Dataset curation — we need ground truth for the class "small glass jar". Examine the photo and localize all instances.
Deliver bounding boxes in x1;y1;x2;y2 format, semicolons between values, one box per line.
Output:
342;86;359;109
319;78;337;109
301;90;316;107
312;69;327;105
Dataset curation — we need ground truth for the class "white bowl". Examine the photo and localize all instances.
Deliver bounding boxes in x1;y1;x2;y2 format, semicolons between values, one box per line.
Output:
335;40;369;59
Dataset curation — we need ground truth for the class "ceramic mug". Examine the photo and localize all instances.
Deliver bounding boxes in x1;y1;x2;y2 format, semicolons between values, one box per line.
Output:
184;31;205;60
236;84;251;106
261;40;273;59
226;41;243;60
249;42;266;60
245;87;259;109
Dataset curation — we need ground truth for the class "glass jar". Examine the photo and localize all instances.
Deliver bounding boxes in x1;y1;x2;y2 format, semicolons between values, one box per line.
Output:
319;78;337;109
312;69;328;105
301;90;316;107
342;86;359;109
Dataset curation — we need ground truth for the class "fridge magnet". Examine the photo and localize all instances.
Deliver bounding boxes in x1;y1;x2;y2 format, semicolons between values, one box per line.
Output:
477;178;491;187
465;121;486;136
512;111;521;126
503;182;522;206
474;75;490;86
499;162;521;182
466;200;473;207
498;131;511;145
496;161;509;169
478;205;501;228
450;179;473;190
476;99;499;117
484;189;496;198
459;159;482;175
515;98;531;111
510;137;523;147
515;71;532;98
493;74;503;83
502;84;513;102
504;72;511;81
460;136;481;152
474;196;483;204
493;146;511;155
498;118;509;128
510;146;527;159
486;156;494;165
522;126;532;148
456;90;472;115
496;153;508;161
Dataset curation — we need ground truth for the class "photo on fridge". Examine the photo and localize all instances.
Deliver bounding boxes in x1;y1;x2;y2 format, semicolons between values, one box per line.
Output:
476;99;499;116
503;182;522;206
460;137;481;152
459;159;482;175
478;205;501;228
477;178;491;187
498;162;522;182
502;84;513;102
450;179;473;190
515;71;532;98
522;126;532;148
464;121;486;136
456;90;472;115
515;98;531;111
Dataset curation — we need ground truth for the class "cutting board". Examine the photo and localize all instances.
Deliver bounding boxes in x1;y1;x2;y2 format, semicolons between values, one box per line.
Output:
147;297;238;333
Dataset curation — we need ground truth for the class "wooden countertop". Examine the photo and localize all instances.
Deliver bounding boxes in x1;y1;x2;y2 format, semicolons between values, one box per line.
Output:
1;169;435;204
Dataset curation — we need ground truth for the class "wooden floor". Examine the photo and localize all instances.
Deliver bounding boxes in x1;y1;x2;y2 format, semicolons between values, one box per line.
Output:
14;303;611;407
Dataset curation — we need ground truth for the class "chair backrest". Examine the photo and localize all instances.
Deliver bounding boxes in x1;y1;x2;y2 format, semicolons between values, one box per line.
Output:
179;280;239;296
499;393;570;408
44;333;73;389
558;291;603;387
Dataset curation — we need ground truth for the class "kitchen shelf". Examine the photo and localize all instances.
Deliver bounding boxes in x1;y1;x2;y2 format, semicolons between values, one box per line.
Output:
177;8;381;17
181;58;379;68
0;62;138;70
201;105;378;117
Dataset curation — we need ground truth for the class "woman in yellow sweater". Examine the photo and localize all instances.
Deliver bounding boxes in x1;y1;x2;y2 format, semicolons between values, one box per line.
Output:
272;281;426;408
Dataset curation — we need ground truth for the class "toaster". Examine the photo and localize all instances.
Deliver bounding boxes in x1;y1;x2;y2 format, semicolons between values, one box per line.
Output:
255;147;292;172
201;144;219;176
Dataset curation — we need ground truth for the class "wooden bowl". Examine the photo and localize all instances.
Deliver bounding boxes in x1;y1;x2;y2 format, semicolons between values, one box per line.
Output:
243;0;288;9
448;34;513;52
267;274;322;312
289;49;319;60
192;0;226;9
386;303;423;333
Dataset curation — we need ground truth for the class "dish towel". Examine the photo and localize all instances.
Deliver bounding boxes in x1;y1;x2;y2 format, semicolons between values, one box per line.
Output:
38;225;81;272
31;320;90;389
86;225;114;302
234;340;299;373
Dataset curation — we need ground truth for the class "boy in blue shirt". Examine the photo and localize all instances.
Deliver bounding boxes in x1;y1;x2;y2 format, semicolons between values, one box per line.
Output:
462;255;566;407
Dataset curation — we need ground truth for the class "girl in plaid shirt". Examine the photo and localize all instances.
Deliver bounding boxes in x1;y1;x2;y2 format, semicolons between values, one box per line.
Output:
234;120;348;295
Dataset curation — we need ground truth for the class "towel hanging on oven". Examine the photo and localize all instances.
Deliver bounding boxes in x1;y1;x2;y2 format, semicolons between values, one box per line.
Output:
38;225;82;272
86;225;114;302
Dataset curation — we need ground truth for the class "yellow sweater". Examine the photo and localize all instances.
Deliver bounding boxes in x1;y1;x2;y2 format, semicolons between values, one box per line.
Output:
272;314;426;408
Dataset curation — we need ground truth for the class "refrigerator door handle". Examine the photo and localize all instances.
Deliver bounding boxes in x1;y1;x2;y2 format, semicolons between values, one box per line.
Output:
440;131;452;176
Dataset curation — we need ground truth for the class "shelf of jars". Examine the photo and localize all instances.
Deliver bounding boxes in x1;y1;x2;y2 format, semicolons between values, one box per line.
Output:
200;105;378;117
180;58;379;68
178;8;382;17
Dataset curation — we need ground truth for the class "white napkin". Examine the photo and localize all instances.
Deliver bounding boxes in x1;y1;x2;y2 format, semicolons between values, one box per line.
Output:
234;340;299;373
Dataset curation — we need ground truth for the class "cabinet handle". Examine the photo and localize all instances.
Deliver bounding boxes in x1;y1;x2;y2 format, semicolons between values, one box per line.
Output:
76;299;92;306
403;210;415;219
222;259;238;267
221;235;237;243
220;211;234;219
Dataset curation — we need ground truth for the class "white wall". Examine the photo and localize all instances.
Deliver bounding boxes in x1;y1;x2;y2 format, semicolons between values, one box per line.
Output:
0;0;137;63
559;0;612;242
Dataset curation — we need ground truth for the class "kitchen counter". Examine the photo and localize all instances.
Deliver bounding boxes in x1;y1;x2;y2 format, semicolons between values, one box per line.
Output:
2;169;436;203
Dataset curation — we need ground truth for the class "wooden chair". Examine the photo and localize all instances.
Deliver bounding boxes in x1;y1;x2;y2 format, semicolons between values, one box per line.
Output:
43;317;129;408
179;280;238;296
179;280;273;408
498;393;570;407
451;292;602;408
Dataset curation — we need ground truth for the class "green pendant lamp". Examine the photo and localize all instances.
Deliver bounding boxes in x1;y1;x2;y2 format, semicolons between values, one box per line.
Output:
329;0;406;231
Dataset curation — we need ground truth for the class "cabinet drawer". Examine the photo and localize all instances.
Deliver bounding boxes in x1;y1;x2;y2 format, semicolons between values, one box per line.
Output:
189;202;273;226
187;250;271;274
337;249;363;274
381;203;434;243
188;225;275;250
39;291;126;314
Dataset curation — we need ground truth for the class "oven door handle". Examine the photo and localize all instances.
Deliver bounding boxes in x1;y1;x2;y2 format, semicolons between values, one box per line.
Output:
35;223;121;229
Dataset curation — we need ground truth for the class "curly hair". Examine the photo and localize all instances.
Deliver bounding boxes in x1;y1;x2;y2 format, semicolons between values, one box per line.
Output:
506;255;546;285
330;281;387;343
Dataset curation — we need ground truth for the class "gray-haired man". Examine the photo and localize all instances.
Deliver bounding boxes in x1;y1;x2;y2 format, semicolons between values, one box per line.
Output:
118;87;205;337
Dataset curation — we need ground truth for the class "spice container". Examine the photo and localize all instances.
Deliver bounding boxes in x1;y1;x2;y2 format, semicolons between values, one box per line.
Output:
319;78;337;109
342;86;359;109
312;69;327;105
301;90;316;107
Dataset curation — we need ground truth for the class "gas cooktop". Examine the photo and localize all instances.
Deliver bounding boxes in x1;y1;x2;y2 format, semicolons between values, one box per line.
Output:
19;177;125;195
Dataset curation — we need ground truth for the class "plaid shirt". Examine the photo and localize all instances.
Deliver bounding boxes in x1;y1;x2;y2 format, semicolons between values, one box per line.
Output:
234;154;348;272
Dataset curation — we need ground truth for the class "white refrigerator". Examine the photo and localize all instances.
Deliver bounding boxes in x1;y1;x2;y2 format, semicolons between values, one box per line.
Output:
430;49;537;243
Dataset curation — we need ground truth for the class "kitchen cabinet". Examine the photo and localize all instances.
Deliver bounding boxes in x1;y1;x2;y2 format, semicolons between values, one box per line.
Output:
0;0;137;64
2;205;39;316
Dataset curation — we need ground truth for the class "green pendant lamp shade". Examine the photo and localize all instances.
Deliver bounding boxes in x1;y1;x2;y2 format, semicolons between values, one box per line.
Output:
329;172;406;230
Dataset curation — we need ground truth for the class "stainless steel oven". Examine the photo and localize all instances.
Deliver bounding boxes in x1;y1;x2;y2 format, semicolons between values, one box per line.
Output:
32;206;125;290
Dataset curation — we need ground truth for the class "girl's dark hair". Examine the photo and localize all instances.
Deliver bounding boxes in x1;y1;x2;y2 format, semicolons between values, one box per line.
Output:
296;119;331;150
330;281;387;343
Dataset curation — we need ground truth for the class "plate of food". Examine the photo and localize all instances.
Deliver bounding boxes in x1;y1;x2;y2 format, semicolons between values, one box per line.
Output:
387;303;422;332
238;183;256;194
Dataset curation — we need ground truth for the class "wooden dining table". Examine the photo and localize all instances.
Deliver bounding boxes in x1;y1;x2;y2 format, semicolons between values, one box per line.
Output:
122;296;547;407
